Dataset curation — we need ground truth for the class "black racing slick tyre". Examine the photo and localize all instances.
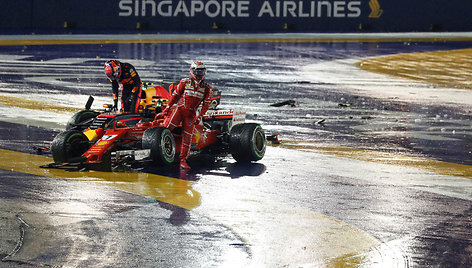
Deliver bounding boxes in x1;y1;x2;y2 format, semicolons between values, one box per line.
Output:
229;123;266;162
51;130;90;163
142;127;176;166
66;110;100;131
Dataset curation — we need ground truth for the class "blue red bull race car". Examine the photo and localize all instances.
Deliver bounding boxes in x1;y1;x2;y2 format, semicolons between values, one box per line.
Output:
44;82;266;171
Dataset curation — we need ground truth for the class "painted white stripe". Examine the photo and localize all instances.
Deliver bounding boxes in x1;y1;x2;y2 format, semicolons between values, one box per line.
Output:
298;58;472;108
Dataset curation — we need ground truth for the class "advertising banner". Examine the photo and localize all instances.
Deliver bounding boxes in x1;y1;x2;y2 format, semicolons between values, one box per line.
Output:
1;0;471;32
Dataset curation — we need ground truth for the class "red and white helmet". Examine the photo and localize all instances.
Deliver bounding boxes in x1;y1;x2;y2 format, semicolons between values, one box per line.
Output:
190;61;206;81
104;60;121;81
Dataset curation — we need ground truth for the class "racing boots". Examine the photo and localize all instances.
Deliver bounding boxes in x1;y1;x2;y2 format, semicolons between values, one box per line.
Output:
180;160;191;170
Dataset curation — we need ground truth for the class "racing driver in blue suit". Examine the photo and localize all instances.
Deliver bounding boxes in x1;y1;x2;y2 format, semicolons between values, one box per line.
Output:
104;60;143;113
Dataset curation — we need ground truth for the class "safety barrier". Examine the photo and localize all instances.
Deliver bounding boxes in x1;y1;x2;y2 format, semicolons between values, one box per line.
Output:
2;0;471;32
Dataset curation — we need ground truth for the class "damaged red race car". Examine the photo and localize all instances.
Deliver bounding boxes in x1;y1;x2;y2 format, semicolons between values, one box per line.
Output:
43;82;266;171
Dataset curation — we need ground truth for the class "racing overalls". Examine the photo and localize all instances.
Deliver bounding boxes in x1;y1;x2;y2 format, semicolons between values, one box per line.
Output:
111;62;142;113
163;78;213;160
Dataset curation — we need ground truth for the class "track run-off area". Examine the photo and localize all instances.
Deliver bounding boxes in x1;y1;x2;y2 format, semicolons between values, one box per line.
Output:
0;33;471;267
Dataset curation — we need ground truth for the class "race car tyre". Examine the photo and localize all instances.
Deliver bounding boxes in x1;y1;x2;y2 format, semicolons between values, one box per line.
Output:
66;110;100;131
51;130;90;163
142;127;176;165
229;123;266;162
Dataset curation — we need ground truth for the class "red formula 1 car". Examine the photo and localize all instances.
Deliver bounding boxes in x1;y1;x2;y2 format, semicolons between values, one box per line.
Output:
45;82;266;171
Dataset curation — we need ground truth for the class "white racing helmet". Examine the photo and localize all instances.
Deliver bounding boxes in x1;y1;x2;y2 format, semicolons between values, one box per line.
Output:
190;61;206;81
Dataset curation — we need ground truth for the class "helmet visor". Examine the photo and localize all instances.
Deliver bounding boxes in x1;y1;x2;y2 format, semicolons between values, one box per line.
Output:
191;67;206;80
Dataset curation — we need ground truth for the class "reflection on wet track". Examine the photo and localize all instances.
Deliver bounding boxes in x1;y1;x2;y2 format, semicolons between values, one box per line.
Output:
0;35;471;267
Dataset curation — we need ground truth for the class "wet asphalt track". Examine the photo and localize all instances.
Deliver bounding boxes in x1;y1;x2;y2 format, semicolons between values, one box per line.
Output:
0;35;471;267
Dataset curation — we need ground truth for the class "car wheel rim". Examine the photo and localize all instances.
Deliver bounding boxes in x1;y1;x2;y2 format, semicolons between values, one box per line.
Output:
253;127;266;157
162;133;175;161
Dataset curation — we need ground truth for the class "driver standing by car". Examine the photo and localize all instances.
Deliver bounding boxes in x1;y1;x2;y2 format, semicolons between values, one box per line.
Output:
157;61;213;170
104;60;143;113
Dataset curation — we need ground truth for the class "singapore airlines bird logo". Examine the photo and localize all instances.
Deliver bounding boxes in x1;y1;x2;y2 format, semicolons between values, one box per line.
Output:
369;0;383;18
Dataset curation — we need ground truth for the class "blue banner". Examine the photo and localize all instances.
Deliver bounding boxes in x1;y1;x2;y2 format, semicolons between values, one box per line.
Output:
1;0;471;32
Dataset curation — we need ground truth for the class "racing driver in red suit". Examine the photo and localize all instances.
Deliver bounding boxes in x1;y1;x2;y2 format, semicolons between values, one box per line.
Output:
158;61;213;170
104;60;142;113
